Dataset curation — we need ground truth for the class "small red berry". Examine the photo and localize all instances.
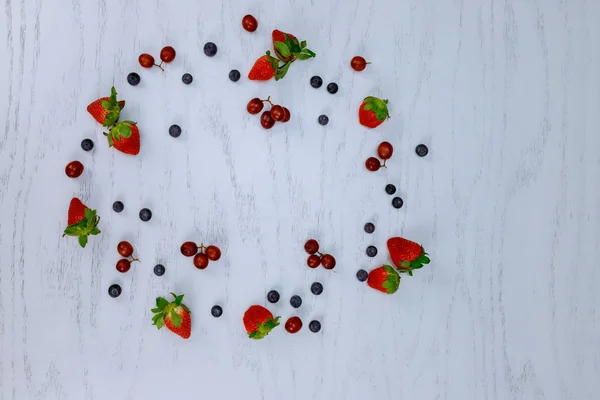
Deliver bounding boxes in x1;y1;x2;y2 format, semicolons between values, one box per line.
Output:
205;246;221;261
193;253;209;269
242;15;258;32
160;46;176;63
365;157;381;172
180;242;198;257
116;259;131;273
260;111;275;129
285;317;303;334
138;53;155;68
321;254;336;270
350;56;369;72
304;239;319;255
270;105;285;122
307;255;321;268
65;161;84;178
282;107;291;123
117;241;134;257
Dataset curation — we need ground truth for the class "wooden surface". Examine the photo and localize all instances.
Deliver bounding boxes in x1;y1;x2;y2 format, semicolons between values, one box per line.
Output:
1;0;599;399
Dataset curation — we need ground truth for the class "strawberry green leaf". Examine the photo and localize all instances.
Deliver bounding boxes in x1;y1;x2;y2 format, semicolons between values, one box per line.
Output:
78;235;88;248
300;40;307;49
181;304;191;314
119;124;132;139
104;111;119;127
175;294;184;306
89;227;101;235
63;225;86;236
296;53;313;61
117;101;125;110
109;87;117;102
101;100;112;110
170;310;182;328
156;297;169;309
275;62;292;81
155;315;165;329
151;308;162;314
275;42;291;58
302;48;316;57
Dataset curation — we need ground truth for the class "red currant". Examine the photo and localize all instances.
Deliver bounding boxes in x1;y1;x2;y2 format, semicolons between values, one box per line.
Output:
116;259;131;273
242;15;258;32
138;53;155;68
117;241;133;257
260;111;275;129
65;161;84;178
307;255;321;268
304;239;320;255
193;253;209;269
270;105;285;121
180;242;198;257
365;157;381;172
205;246;221;261
160;46;176;63
377;142;393;160
321;254;336;270
350;56;369;72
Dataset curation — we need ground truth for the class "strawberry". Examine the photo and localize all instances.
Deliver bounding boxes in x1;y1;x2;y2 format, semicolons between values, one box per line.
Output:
367;265;400;294
387;237;430;275
243;305;280;340
62;198;101;248
248;54;279;81
105;121;140;155
87;87;125;127
151;293;192;339
358;96;390;129
271;29;316;65
272;29;296;61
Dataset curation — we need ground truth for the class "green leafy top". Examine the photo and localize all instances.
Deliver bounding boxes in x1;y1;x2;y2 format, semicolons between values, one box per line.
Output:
271;34;316;81
248;316;281;340
362;97;390;121
381;265;400;294
62;208;101;248
397;247;430;276
106;121;136;147
101;87;125;127
151;293;190;330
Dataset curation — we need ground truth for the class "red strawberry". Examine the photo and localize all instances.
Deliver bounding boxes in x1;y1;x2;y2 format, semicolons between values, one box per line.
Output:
63;198;101;248
271;29;316;66
367;265;400;294
272;29;296;61
151;293;192;339
87;87;125;127
105;121;140;155
243;305;280;339
248;54;279;81
358;96;390;129
387;237;430;275
272;29;296;45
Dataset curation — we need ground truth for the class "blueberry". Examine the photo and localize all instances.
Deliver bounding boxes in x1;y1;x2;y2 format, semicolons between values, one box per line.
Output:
211;305;223;318
108;284;122;298
153;264;165;276
309;320;321;333
415;144;429;157
267;290;280;303
392;197;404;209
127;72;140;86
182;73;193;85
81;138;94;151
229;69;241;82
311;282;323;295
366;245;378;257
385;184;397;195
364;222;375;234
204;42;218;57
310;76;323;88
112;201;124;213
356;269;368;282
139;208;152;222
327;82;338;94
290;295;302;308
169;124;182;138
318;115;329;126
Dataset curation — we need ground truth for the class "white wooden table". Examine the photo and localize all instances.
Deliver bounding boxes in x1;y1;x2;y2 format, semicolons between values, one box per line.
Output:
1;0;599;399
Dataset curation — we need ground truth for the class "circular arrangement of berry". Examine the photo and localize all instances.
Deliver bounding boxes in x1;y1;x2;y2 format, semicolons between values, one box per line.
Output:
61;17;431;341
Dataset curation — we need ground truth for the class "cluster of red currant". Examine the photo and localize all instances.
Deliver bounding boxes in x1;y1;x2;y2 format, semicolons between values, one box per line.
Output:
180;241;222;269
247;96;291;129
116;241;140;273
365;141;394;172
304;239;336;269
138;46;176;72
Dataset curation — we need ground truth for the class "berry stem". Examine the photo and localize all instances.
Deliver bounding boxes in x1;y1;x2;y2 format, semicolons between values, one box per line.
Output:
198;243;206;253
154;63;165;72
261;96;273;107
130;257;141;263
316;251;323;257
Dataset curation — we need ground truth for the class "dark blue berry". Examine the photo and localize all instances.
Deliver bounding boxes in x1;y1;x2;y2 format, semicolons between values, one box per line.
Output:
309;320;321;333
112;201;124;213
169;124;182;138
81;138;94;151
366;246;378;257
211;305;223;318
392;197;404;209
311;282;323;295
108;284;122;298
385;184;397;195
203;42;218;57
415;144;429;157
127;72;140;86
356;269;368;282
290;295;302;308
153;264;165;276
267;290;280;304
182;73;193;85
229;69;240;82
318;115;329;126
327;82;338;94
310;76;323;88
364;222;375;234
139;208;152;222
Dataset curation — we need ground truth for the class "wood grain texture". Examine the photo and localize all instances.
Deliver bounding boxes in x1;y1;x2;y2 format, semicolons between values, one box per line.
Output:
1;0;599;399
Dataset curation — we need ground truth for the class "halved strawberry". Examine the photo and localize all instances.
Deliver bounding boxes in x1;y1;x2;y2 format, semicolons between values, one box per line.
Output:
87;87;125;127
151;293;192;339
387;237;430;275
105;121;140;155
367;265;400;294
62;198;100;248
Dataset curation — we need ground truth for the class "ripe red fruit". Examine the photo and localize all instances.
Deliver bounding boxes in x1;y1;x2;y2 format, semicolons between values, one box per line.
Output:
260;111;275;129
248;55;278;81
63;198;100;248
152;293;192;339
367;265;400;294
244;305;280;339
117;241;134;257
285;317;303;334
116;259;131;273
377;142;393;161
387;237;430;274
139;53;156;68
270;105;285;121
205;246;221;261
65;161;84;178
350;56;369;72
307;254;321;268
304;239;319;255
365;157;381;172
181;241;198;257
242;14;258;32
247;98;264;114
321;254;336;270
358;96;390;129
87;87;125;126
193;253;209;269
282;107;291;122
160;46;176;63
106;122;140;156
